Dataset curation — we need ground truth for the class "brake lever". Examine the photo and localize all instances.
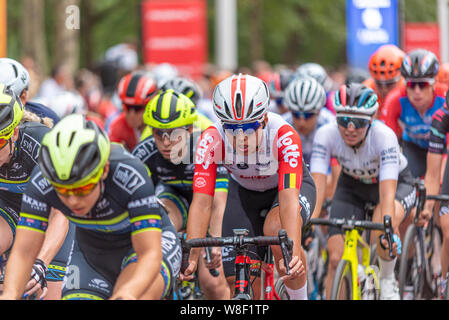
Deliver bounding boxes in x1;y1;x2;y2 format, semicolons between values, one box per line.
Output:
204;246;219;277
278;229;293;275
383;215;395;259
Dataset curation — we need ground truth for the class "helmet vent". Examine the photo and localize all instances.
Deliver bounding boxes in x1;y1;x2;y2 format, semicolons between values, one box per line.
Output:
68;132;76;146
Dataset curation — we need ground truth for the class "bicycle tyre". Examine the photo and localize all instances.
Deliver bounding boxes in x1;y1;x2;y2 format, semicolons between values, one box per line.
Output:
398;224;424;300
330;260;353;300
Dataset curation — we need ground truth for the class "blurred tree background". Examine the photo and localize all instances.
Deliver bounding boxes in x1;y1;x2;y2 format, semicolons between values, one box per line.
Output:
5;0;439;77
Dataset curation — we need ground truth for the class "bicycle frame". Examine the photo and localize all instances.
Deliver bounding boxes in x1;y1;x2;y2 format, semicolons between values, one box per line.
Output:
341;229;379;300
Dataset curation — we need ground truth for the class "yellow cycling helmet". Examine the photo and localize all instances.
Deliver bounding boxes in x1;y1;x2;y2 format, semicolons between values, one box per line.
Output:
143;89;197;129
0;83;24;139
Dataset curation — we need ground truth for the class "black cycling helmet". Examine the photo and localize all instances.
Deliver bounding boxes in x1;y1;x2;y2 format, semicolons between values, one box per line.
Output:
401;49;439;79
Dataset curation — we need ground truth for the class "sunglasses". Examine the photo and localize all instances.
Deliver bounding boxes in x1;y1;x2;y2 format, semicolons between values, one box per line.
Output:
53;182;98;197
336;116;371;129
292;111;318;120
153;126;189;140
222;120;263;135
406;80;433;90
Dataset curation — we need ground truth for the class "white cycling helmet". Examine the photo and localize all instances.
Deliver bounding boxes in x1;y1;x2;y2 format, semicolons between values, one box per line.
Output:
48;91;87;119
160;77;203;104
213;74;270;123
0;58;30;98
295;63;333;92
284;77;326;113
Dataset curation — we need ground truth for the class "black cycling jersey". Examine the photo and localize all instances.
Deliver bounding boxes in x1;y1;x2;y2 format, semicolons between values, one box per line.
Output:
19;144;171;236
0;122;50;217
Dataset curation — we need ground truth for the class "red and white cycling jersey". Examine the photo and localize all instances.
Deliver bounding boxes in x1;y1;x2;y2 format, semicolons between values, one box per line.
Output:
193;112;304;195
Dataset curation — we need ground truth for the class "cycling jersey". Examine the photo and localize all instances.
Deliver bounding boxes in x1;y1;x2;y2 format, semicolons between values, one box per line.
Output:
311;120;407;184
428;105;449;154
380;82;447;149
193;112;304;194
108;112;142;151
282;107;335;165
18;144;180;299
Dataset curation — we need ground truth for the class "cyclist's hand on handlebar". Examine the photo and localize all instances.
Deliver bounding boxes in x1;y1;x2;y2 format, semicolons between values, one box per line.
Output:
380;232;402;257
202;247;221;270
24;259;48;300
417;208;431;227
279;255;305;281
179;258;198;281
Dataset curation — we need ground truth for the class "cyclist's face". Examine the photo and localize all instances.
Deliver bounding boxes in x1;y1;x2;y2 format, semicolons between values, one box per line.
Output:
153;126;192;162
0;128;19;167
375;80;399;98
292;113;318;136
406;81;434;111
56;164;109;217
337;118;371;147
225;123;264;156
124;105;145;129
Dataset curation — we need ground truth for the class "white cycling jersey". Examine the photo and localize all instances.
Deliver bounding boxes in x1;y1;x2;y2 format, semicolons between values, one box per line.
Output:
310;120;407;183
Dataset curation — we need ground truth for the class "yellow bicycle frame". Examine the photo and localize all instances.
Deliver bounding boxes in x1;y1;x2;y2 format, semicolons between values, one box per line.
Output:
340;229;380;300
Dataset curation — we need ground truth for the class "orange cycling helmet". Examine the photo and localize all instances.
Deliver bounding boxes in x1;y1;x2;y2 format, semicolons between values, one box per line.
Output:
117;71;158;107
368;44;405;82
437;63;449;87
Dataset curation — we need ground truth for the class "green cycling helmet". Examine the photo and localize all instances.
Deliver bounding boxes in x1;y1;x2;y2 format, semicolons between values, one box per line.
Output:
143;89;198;129
0;83;24;139
39;114;111;188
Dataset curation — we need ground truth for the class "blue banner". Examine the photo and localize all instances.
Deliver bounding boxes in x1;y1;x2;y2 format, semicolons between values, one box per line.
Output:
346;0;399;70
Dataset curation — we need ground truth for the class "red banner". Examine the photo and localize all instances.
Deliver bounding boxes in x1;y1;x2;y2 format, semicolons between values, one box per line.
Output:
141;0;208;80
404;22;440;61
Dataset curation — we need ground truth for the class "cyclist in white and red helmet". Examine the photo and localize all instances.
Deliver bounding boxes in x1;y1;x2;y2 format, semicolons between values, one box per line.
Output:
181;73;317;300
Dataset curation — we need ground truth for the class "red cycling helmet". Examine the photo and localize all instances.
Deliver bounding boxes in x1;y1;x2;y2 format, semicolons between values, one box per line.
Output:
117;71;158;107
368;44;405;82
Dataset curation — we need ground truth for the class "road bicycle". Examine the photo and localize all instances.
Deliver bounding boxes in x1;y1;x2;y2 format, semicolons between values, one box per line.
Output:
398;182;448;300
181;228;293;300
310;215;395;300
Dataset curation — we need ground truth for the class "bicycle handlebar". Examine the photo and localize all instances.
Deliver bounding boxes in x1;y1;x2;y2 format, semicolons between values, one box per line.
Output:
414;181;449;224
310;215;395;258
182;229;294;276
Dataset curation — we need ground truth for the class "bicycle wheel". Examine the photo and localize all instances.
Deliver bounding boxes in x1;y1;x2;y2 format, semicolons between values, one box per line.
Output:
398;224;424;300
330;260;353;300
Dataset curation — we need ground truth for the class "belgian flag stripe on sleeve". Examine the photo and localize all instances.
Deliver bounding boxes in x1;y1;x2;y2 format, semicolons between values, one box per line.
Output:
283;173;298;189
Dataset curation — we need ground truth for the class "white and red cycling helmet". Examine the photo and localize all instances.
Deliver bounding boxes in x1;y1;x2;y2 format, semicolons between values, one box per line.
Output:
212;73;270;123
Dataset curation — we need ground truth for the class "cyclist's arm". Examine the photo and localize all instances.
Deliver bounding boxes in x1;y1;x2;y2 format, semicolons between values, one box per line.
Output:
424;108;449;212
424;153;443;213
0;228;44;299
209;167;228;237
35;208;68;266
310;124;333;219
379;179;398;228
111;229;162;300
379;88;402;138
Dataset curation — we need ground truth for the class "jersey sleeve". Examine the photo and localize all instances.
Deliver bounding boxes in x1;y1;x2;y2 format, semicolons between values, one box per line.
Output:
276;125;303;191
193;126;224;196
310;124;333;175
428;106;449;154
377;126;401;181
17;167;52;234
379;87;403;139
